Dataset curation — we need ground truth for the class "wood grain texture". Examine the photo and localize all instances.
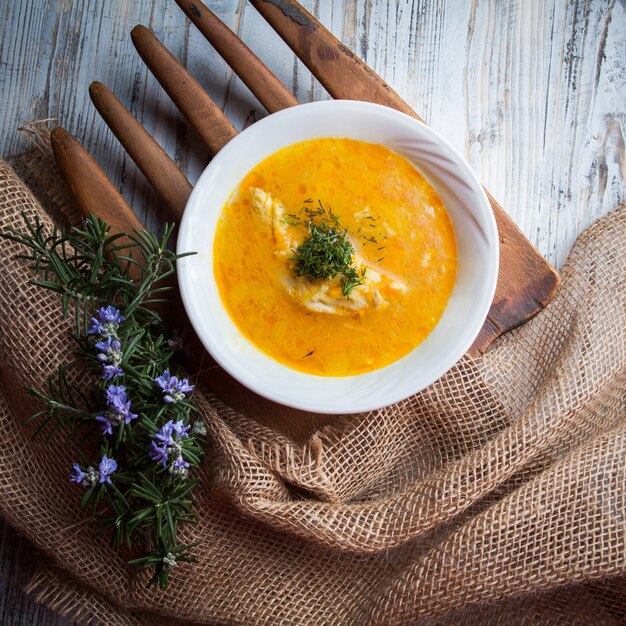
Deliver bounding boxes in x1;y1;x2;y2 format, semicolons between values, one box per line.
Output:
1;1;625;624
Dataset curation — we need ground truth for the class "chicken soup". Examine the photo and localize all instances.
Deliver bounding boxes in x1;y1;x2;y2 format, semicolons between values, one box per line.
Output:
213;138;457;376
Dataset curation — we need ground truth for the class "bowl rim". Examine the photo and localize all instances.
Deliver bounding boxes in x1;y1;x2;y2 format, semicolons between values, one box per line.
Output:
177;100;498;414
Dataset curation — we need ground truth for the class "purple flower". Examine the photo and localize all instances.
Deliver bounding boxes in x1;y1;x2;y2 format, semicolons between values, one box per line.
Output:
118;401;137;423
88;305;125;337
102;364;124;380
88;319;103;336
154;370;194;404
150;420;191;475
99;305;126;324
96;385;138;435
69;463;98;488
149;441;169;467
155;420;175;446
89;307;125;379
69;463;84;484
172;420;191;438
172;458;190;478
172;456;190;473
96;337;124;380
98;454;118;484
105;385;137;423
95;337;122;361
96;415;114;435
105;384;127;408
155;420;189;446
95;336;120;354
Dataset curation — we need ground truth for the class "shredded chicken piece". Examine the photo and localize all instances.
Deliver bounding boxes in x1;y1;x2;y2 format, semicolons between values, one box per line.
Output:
250;187;298;254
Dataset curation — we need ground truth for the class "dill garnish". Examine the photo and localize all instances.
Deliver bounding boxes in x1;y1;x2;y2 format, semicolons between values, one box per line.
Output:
340;266;368;296
282;213;302;226
290;201;366;297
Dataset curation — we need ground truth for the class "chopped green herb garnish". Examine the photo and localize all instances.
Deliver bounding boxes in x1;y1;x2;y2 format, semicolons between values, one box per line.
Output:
303;200;340;228
289;201;366;297
282;213;302;226
340;266;367;296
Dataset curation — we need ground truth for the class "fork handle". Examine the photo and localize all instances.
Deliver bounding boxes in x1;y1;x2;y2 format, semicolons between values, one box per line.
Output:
50;126;144;233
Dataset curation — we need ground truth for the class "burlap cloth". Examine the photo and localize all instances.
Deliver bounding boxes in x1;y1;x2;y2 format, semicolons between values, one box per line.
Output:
0;141;624;625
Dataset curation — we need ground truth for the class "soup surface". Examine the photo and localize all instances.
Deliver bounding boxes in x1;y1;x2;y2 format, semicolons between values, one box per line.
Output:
213;138;457;376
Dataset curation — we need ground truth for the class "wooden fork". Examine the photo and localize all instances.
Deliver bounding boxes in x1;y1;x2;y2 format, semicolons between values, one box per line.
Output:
50;0;560;439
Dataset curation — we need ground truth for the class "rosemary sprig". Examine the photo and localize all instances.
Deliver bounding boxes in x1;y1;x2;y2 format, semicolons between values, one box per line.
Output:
0;213;204;589
289;200;366;296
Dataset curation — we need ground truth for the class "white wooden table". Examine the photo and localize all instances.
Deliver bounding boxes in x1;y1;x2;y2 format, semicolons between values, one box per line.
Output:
1;1;624;623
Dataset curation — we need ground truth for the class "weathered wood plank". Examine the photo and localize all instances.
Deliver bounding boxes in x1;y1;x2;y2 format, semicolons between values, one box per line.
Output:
0;521;76;626
1;0;623;267
459;0;626;267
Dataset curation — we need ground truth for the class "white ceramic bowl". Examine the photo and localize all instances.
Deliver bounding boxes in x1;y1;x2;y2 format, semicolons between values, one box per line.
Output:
177;101;498;414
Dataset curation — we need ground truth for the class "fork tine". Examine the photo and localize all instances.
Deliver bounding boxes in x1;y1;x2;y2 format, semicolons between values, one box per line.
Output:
50;126;145;235
174;0;299;113
131;25;237;155
248;0;419;118
50;125;149;284
89;81;192;221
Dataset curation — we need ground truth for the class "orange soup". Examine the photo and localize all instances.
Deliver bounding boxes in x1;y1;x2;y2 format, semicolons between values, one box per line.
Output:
213;138;457;376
